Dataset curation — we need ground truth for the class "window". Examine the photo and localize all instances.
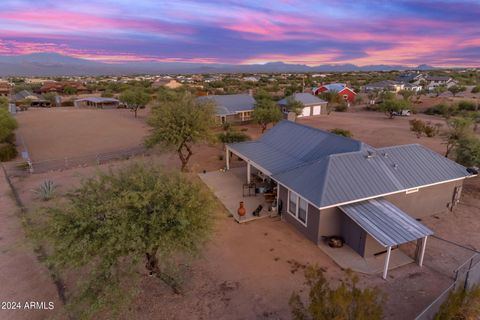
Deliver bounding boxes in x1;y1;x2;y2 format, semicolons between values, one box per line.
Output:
289;192;297;215
288;190;308;226
298;198;307;223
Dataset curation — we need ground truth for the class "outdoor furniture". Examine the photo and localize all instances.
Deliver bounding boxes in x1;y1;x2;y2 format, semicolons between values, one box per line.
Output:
243;182;256;197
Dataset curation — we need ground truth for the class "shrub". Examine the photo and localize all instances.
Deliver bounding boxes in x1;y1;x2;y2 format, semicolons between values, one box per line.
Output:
457;100;476;111
217;130;251;144
409;119;425;138
222;122;231;131
335;102;348;112
425;103;458;117
34;180;57;201
330;128;353;138
455;137;480;167
0;143;18;161
290;266;384;320
435;286;480;320
471;85;480;94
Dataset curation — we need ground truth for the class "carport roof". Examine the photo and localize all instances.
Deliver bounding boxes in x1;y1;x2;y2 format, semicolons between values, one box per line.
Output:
339;198;433;247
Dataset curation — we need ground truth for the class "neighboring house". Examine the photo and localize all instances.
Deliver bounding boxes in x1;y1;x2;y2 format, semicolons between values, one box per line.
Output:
196;94;256;124
0;81;11;97
396;72;425;84
426;76;457;91
403;83;423;92
11;90;51;107
74;97;120;109
313;83;357;104
152;79;183;89
364;80;404;92
39;81;89;94
226;121;475;278
277;93;328;117
243;76;259;82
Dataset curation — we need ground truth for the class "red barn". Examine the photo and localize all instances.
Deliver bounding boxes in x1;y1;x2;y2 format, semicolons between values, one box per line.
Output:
313;83;356;104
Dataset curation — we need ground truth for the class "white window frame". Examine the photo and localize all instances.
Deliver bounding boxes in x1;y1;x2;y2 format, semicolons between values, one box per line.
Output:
287;190;308;227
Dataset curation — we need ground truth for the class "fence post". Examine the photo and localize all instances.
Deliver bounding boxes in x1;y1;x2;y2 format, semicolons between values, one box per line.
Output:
464;257;474;290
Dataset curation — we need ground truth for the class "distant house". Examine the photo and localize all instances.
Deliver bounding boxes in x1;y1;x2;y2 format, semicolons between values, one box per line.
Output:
243;76;259;82
226;121;475;278
364;80;404;92
396;72;425;84
426;76;457;91
278;93;328;117
152;79;183;89
11;90;51;107
74;97;120;109
0;81;11;97
313;83;357;104
39;81;89;94
196;94;256;124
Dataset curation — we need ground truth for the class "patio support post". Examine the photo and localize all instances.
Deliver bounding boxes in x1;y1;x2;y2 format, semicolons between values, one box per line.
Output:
247;162;251;184
225;147;230;170
418;236;427;267
383;246;392;280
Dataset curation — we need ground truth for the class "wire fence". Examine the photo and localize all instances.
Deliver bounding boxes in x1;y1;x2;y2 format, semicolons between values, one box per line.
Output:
3;145;149;177
415;253;480;320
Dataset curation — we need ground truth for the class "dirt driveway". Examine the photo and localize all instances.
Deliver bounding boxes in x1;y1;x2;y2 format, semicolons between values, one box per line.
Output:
15;107;149;162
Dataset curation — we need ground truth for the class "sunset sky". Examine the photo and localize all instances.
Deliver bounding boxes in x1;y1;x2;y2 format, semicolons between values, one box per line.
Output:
0;0;479;66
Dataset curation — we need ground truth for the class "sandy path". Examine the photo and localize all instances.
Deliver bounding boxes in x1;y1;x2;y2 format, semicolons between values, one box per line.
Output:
0;168;64;320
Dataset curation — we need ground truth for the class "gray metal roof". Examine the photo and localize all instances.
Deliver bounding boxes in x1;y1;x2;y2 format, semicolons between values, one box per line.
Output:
278;93;327;106
197;94;255;116
228;120;365;175
339;198;433;247
273;144;471;208
11;90;44;102
229;121;472;209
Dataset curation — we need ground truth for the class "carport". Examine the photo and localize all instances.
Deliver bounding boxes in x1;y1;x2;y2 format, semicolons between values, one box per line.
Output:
340;199;433;279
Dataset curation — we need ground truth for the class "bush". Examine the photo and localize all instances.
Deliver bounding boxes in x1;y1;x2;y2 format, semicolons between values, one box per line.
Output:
425;103;457;117
471;85;480;94
335;102;348;112
435;286;480;320
409;119;440;138
457;100;476;111
456;137;480;167
34;180;57;201
0;143;18;161
217;130;251;143
330;128;353;138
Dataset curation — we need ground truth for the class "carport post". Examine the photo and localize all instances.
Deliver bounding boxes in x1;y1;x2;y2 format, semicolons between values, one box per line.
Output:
383;246;392;280
225;147;230;170
247;162;251;184
418;236;427;267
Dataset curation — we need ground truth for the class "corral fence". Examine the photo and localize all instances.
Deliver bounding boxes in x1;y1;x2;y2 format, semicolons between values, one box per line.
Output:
3;145;149;177
415;253;480;320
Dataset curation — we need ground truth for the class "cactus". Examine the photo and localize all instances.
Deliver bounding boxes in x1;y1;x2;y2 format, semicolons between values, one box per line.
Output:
34;180;56;201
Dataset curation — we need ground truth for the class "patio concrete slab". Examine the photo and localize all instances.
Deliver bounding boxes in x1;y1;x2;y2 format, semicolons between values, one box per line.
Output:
319;241;413;275
199;167;274;223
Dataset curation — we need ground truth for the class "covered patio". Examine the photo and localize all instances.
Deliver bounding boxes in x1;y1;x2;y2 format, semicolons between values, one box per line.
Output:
199;167;278;223
339;199;433;279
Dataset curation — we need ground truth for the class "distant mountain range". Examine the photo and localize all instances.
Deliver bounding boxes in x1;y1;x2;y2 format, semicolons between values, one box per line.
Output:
0;53;441;76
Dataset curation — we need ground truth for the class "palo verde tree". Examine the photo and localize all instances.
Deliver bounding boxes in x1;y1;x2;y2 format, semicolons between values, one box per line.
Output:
444;117;473;157
290;266;384;320
455;136;480;167
43;164;214;318
379;97;410;119
448;85;466;97
253;97;283;133
120;88;150;118
146;92;215;171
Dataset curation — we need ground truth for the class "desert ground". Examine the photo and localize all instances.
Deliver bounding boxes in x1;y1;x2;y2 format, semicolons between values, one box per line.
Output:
15;107;150;162
2;106;479;320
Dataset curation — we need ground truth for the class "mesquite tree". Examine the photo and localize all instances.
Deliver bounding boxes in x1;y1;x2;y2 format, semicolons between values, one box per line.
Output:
146;92;215;171
43;164;214;317
120;88;150;118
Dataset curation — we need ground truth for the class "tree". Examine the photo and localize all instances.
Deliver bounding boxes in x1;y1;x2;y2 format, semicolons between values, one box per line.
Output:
448;85;466;97
290;266;384;320
42;92;57;106
444;117;473;157
146;92;215;171
434;85;447;97
398;89;414;101
63;86;77;95
435;286;480;320
0;108;17;143
43;164;214;318
455;136;480;167
286;97;305;115
0;96;8;109
330;128;353;138
409;119;425;138
253;98;283;133
120;88;150;118
379;98;410;119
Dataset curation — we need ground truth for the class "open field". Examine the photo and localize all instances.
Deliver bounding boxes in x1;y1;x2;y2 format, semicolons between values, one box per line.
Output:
4;107;479;319
15;107;149;162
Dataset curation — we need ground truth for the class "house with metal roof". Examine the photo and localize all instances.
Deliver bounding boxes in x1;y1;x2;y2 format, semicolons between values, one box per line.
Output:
11;90;51;108
74;97;120;109
277;93;328;117
196;94;256;124
225;120;475;278
312;83;357;104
